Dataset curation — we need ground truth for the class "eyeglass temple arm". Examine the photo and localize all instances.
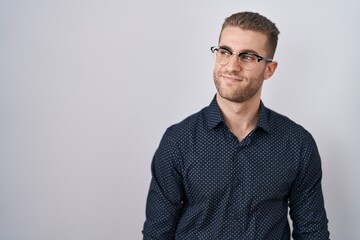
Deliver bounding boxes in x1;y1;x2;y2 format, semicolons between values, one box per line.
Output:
260;56;273;62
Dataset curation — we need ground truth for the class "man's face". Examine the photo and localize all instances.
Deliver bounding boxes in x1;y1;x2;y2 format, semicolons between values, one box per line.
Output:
213;26;276;103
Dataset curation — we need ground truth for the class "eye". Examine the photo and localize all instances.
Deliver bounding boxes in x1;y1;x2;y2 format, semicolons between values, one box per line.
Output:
239;53;257;62
218;48;231;57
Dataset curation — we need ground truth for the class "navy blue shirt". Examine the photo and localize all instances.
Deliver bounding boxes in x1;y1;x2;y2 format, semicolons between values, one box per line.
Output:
143;96;329;239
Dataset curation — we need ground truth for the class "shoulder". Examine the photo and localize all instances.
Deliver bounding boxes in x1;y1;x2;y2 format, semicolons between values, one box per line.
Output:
154;106;208;166
164;106;208;143
265;107;321;172
267;107;316;145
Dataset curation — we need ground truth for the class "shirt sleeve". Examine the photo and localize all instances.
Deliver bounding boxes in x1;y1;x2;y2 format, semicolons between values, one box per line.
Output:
142;128;185;240
288;134;330;240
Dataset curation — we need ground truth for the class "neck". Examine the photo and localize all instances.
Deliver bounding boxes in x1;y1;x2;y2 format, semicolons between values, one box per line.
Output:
216;94;261;141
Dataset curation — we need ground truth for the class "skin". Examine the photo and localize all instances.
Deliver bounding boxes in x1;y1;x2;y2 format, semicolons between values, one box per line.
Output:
213;26;278;140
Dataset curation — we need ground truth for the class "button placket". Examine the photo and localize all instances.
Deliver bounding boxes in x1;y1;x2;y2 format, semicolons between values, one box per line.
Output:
230;149;248;226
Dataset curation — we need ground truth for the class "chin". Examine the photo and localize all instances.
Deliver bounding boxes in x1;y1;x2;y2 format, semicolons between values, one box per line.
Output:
226;96;248;103
217;90;247;103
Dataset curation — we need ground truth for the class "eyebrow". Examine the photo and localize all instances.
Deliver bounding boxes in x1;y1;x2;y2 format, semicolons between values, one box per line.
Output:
219;45;259;55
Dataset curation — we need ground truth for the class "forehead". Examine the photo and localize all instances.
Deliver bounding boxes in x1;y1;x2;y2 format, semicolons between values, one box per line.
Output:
219;26;268;53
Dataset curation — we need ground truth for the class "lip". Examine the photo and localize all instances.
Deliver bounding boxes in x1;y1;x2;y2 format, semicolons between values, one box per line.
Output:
221;74;242;83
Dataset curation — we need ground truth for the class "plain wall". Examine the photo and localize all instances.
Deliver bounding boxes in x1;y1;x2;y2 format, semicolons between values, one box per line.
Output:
1;0;359;239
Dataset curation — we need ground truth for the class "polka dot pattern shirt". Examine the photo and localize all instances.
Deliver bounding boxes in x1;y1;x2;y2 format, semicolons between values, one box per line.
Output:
143;96;329;240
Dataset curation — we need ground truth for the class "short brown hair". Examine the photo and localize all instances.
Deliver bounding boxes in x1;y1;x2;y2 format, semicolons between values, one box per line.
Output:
220;11;280;58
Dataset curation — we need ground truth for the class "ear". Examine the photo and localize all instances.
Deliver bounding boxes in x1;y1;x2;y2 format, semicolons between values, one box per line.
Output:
263;61;278;80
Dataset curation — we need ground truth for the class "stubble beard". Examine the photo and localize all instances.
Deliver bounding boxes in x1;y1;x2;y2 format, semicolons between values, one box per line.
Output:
213;71;263;103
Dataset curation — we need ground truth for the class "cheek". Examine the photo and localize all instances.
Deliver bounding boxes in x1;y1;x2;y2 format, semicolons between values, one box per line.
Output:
251;68;267;81
213;64;222;77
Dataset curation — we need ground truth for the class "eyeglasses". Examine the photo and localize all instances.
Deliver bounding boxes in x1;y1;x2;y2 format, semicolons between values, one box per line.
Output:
210;46;273;71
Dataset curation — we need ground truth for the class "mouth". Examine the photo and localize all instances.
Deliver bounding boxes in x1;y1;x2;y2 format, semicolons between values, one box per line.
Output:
221;74;243;83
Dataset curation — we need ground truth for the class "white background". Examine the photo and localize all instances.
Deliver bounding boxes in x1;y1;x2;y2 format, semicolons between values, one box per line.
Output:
1;0;359;239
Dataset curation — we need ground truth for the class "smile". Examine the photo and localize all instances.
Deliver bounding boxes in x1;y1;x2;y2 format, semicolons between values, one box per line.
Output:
221;74;243;82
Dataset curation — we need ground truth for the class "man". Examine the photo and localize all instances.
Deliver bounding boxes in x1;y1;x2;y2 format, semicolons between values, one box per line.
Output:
142;11;330;239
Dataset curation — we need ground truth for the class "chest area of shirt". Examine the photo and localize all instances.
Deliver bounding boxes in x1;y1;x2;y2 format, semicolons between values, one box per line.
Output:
181;138;298;203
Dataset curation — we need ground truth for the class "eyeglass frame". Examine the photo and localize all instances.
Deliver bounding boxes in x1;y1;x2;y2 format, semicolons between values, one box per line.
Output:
210;46;273;69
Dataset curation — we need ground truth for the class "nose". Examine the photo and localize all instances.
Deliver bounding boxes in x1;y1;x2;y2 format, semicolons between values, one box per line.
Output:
225;54;242;71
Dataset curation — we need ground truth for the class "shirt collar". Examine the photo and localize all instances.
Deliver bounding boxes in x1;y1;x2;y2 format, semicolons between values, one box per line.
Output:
257;101;271;134
206;95;271;134
206;95;224;129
